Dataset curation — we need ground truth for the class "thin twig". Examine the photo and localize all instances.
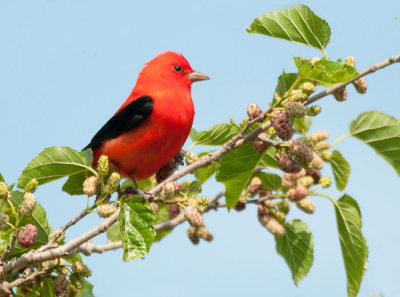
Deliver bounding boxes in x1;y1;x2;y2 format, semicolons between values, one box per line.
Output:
0;231;19;263
305;54;400;105
257;135;283;147
0;266;51;294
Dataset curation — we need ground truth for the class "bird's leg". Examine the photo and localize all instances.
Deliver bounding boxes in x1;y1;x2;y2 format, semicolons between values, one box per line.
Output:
130;173;151;200
174;151;184;166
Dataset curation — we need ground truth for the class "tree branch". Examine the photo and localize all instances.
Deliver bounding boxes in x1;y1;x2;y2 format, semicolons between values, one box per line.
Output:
305;54;400;105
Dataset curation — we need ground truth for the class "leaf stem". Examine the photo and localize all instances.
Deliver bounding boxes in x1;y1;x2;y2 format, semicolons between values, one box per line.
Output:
321;48;329;60
329;133;351;148
308;192;335;204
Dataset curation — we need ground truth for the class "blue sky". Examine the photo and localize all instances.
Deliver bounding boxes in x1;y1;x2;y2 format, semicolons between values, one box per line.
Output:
1;0;400;296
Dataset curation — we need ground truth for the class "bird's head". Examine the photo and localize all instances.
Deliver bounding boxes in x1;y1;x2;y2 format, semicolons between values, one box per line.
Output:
136;51;209;90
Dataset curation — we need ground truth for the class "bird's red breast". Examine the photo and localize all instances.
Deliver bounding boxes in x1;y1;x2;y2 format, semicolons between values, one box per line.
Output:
87;51;208;180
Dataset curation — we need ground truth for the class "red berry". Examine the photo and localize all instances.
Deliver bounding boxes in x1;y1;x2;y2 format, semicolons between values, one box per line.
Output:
17;224;38;247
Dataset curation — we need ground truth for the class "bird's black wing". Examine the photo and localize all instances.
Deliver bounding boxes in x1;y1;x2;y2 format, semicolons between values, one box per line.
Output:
83;96;153;150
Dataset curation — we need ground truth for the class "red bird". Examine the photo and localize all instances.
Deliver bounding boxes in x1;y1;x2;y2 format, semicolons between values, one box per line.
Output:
84;51;208;187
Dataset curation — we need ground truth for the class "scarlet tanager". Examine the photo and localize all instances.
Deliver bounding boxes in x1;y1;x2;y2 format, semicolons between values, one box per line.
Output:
84;51;209;187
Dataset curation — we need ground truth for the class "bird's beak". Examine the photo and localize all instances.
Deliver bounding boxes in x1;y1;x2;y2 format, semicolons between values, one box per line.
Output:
188;71;209;82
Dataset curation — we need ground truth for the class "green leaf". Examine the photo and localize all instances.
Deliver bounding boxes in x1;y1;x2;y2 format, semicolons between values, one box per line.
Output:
194;163;216;184
77;279;95;297
62;171;95;195
17;147;95;190
193;124;239;146
333;194;368;297
119;195;156;261
260;147;278;168
7;191;51;258
189;128;199;141
187;180;202;195
216;144;275;208
64;253;83;263
294;116;312;135
0;229;13;254
107;223;121;242
154;202;172;242
294;57;359;87
330;150;350;191
247;5;331;51
350;111;400;175
274;71;300;99
275;220;314;285
256;172;281;190
43;278;55;297
0;173;4;183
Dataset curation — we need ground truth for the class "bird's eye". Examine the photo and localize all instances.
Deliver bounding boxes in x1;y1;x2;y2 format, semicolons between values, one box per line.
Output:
174;65;182;73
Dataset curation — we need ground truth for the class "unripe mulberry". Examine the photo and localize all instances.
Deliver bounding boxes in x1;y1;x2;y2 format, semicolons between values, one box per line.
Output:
50;229;66;243
252;132;271;153
288;185;308;202
17;224;38;247
310;153;324;170
97;204;117;218
248;177;263;196
161;182;176;200
72;262;92;278
277;154;303;174
197;226;213;242
53;275;68;297
333;87;348;102
306;105;321;116
306;168;321;184
275;212;286;223
319;177;332;188
310;131;329;144
277;200;290;214
297;176;314;188
300;82;316;95
184;206;205;228
353;77;367;94
187;227;200;245
320;150;332;161
289;139;314;164
247;103;263;120
156;159;178;183
281;174;297;188
20;192;36;216
104;172;120;194
168;204;180;219
345;56;356;67
97;155;110;178
0;213;9;230
284;101;306;118
83;176;99;196
266;217;286;237
287;89;308;102
270;111;294;141
296;198;316;214
180;180;192;193
0;182;9;200
185;152;199;165
25;178;39;193
257;205;269;226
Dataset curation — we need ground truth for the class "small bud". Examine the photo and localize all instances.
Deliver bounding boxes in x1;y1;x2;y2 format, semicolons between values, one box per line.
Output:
310;131;329;144
320;150;332;161
306;105;321;116
187;227;200;245
0;213;9;230
161;182;176;200
289;139;314;164
185;152;199;166
150;202;159;213
270;110;295;141
247;103;263;120
277;154;303;174
0;182;9;200
301;82;316;95
353;77;367;94
284;101;307;118
252;132;270;153
97;155;110;178
248;177;263;196
288;185;308;202
319;177;332;188
197;226;213;242
50;229;66;243
297;176;314;188
306;168;321;184
266;217;286;237
168;204;180;219
83;176;99;196
72;262;92;278
53;275;68;297
287;89;308;102
310;57;321;65
267;126;276;137
296;198;316;214
333;87;348;102
345;56;356;67
156;159;178;183
25;178;39;193
310;153;324;170
17;224;38;247
277;200;290;214
197;198;210;212
56;266;70;277
97;204;117;218
20;192;36;216
180;180;192;192
184;206;205;228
